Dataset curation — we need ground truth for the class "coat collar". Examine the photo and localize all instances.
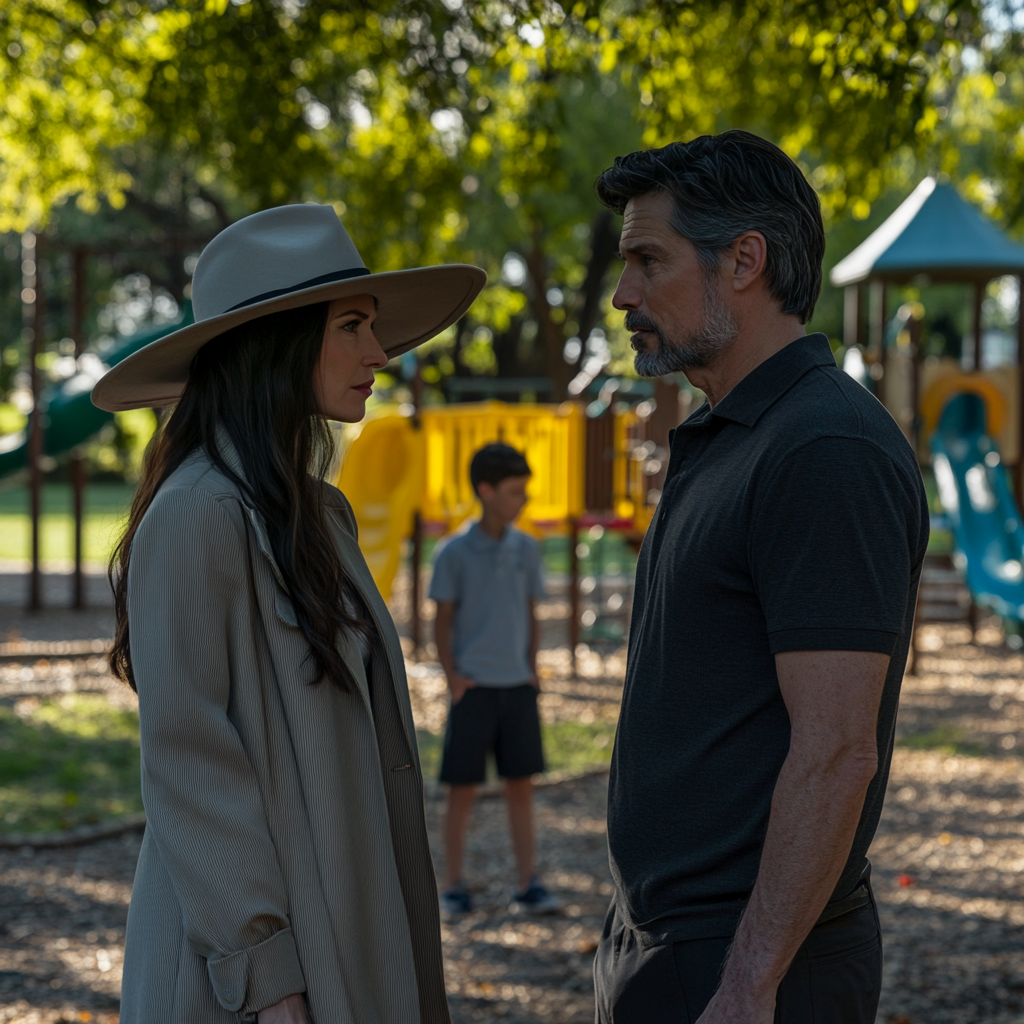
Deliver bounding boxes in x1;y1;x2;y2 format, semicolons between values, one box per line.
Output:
707;333;835;428
209;427;413;742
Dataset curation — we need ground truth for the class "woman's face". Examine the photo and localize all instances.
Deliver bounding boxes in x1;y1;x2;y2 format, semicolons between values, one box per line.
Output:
315;294;388;422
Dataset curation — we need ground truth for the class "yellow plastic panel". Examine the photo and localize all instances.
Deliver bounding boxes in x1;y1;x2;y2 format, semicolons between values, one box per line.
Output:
335;415;424;601
420;402;584;535
919;362;1019;464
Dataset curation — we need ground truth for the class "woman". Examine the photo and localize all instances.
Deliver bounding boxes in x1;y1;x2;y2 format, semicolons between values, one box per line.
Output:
93;204;485;1023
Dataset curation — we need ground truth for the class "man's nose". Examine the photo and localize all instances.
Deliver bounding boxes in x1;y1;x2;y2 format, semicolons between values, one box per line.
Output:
612;268;639;311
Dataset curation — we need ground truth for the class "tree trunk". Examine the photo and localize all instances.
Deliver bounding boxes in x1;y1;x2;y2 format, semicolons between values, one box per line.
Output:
528;211;621;401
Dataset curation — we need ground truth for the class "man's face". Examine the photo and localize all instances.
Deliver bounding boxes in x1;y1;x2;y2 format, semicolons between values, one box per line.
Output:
612;191;738;377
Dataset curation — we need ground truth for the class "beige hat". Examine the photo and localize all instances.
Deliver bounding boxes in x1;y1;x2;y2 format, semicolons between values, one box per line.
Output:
91;203;486;411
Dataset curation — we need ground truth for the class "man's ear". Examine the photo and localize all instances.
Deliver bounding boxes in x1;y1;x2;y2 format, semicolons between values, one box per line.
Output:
727;231;768;294
476;481;494;500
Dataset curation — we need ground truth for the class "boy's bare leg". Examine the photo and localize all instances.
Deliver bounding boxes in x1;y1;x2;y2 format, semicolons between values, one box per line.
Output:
445;784;478;889
505;776;535;891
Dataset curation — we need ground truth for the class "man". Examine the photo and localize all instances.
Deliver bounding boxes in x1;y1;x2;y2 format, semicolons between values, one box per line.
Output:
592;130;928;1023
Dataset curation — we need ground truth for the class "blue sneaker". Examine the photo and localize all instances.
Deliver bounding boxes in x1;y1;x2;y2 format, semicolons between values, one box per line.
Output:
441;883;473;915
510;877;560;915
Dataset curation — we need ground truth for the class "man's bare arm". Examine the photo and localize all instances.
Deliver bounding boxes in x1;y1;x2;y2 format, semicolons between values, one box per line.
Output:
434;600;475;703
697;648;889;1023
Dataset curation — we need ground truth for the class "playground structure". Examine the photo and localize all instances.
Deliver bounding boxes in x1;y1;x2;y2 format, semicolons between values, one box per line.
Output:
831;177;1024;647
336;386;680;654
5;229;213;611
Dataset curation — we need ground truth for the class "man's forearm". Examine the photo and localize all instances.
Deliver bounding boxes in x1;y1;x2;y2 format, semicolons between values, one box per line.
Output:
717;745;877;1002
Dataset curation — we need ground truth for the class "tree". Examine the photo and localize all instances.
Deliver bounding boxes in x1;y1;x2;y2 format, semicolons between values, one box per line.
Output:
1;0;1010;399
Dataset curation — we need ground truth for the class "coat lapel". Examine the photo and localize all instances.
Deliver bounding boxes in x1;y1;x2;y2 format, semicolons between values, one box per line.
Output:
212;428;373;709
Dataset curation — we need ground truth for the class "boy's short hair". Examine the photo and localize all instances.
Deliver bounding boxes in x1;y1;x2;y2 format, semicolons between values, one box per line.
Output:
470;443;531;493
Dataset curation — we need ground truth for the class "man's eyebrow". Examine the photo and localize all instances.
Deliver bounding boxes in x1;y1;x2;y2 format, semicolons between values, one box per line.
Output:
619;239;671;258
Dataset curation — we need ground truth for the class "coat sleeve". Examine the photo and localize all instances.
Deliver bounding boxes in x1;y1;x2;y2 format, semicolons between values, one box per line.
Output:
127;486;306;1017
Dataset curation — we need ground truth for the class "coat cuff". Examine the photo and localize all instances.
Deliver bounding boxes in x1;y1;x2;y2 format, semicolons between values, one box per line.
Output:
206;927;306;1016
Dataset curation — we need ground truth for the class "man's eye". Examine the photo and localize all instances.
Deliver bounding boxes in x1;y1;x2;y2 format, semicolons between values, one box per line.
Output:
642;256;656;267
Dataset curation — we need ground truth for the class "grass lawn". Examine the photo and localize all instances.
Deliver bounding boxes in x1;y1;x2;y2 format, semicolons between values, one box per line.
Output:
897;724;985;757
0;483;135;566
416;719;614;782
1;698;612;836
0;693;143;834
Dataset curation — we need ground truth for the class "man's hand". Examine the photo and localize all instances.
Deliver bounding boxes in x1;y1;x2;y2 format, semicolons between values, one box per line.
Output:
694;985;775;1024
258;993;309;1024
448;672;477;704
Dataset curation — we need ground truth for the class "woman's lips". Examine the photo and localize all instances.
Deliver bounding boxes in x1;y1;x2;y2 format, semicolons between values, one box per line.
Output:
352;381;373;398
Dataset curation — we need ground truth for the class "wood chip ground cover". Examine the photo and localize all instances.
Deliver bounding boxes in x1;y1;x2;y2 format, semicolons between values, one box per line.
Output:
0;616;1022;1022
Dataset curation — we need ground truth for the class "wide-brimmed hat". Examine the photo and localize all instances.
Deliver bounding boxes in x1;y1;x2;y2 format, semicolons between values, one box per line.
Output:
91;203;487;411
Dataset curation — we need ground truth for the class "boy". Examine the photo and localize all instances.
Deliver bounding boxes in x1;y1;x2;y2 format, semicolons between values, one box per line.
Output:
430;442;559;916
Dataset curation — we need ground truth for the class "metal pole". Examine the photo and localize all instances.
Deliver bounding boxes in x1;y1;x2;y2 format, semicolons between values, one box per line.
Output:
71;453;85;609
71;248;87;610
870;279;887;407
410;510;422;658
569;518;580;674
843;285;859;349
1017;275;1024;505
971;279;984;372
909;314;923;461
409;356;423;658
25;234;44;612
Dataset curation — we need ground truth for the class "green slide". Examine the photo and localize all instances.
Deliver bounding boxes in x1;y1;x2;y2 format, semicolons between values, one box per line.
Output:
931;391;1024;622
0;308;192;480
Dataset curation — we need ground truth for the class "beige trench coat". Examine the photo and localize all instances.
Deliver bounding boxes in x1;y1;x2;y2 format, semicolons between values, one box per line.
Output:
120;440;449;1024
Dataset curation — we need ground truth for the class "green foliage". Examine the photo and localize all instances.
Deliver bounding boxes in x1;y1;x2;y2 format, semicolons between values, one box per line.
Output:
2;0;1019;403
0;693;142;834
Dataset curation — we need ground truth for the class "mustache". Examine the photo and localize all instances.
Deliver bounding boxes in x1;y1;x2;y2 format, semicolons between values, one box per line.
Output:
625;310;664;351
624;310;661;334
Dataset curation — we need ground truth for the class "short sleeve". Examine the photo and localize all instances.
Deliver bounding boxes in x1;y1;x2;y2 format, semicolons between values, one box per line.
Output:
428;539;461;603
526;538;546;599
750;436;925;656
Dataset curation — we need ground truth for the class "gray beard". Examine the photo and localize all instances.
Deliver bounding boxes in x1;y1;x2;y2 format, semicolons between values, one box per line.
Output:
630;285;739;378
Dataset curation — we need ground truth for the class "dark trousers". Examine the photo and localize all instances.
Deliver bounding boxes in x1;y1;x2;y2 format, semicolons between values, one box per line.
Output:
594;888;882;1024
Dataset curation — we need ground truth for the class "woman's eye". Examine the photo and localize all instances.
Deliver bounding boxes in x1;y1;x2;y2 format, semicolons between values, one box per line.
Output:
342;319;361;333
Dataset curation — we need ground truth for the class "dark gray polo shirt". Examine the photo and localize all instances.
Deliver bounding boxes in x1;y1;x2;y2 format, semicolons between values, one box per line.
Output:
608;333;928;944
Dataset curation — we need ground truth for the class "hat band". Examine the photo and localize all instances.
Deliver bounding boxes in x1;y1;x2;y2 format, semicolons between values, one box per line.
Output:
224;267;372;313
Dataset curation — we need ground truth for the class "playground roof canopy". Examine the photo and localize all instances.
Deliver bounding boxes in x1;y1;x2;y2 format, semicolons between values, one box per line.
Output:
830;177;1024;287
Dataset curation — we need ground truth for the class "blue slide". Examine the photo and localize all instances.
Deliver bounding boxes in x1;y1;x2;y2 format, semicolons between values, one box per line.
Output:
0;307;193;480
931;392;1024;622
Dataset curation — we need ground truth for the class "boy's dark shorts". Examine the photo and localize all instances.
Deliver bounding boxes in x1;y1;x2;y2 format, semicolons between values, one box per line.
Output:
440;683;545;784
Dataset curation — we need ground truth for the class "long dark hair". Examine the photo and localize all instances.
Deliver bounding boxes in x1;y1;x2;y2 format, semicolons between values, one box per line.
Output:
108;301;368;693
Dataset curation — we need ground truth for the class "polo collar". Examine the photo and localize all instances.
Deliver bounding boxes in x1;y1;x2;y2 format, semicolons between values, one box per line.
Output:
709;333;835;428
468;521;509;547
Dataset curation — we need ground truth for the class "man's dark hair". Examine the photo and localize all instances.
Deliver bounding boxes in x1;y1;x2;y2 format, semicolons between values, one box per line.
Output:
596;130;825;324
470;443;531;493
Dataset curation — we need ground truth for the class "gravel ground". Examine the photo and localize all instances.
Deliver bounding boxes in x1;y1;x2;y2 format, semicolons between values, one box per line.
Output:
1;587;1022;1022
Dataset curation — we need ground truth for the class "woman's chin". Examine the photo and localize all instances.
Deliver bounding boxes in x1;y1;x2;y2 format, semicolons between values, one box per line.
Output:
322;398;368;424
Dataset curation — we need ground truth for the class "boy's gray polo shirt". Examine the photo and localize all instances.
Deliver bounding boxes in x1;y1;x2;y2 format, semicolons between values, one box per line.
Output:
608;334;929;945
429;522;545;685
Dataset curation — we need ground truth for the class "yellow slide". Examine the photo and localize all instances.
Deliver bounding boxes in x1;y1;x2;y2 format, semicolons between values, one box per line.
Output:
336;415;425;602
